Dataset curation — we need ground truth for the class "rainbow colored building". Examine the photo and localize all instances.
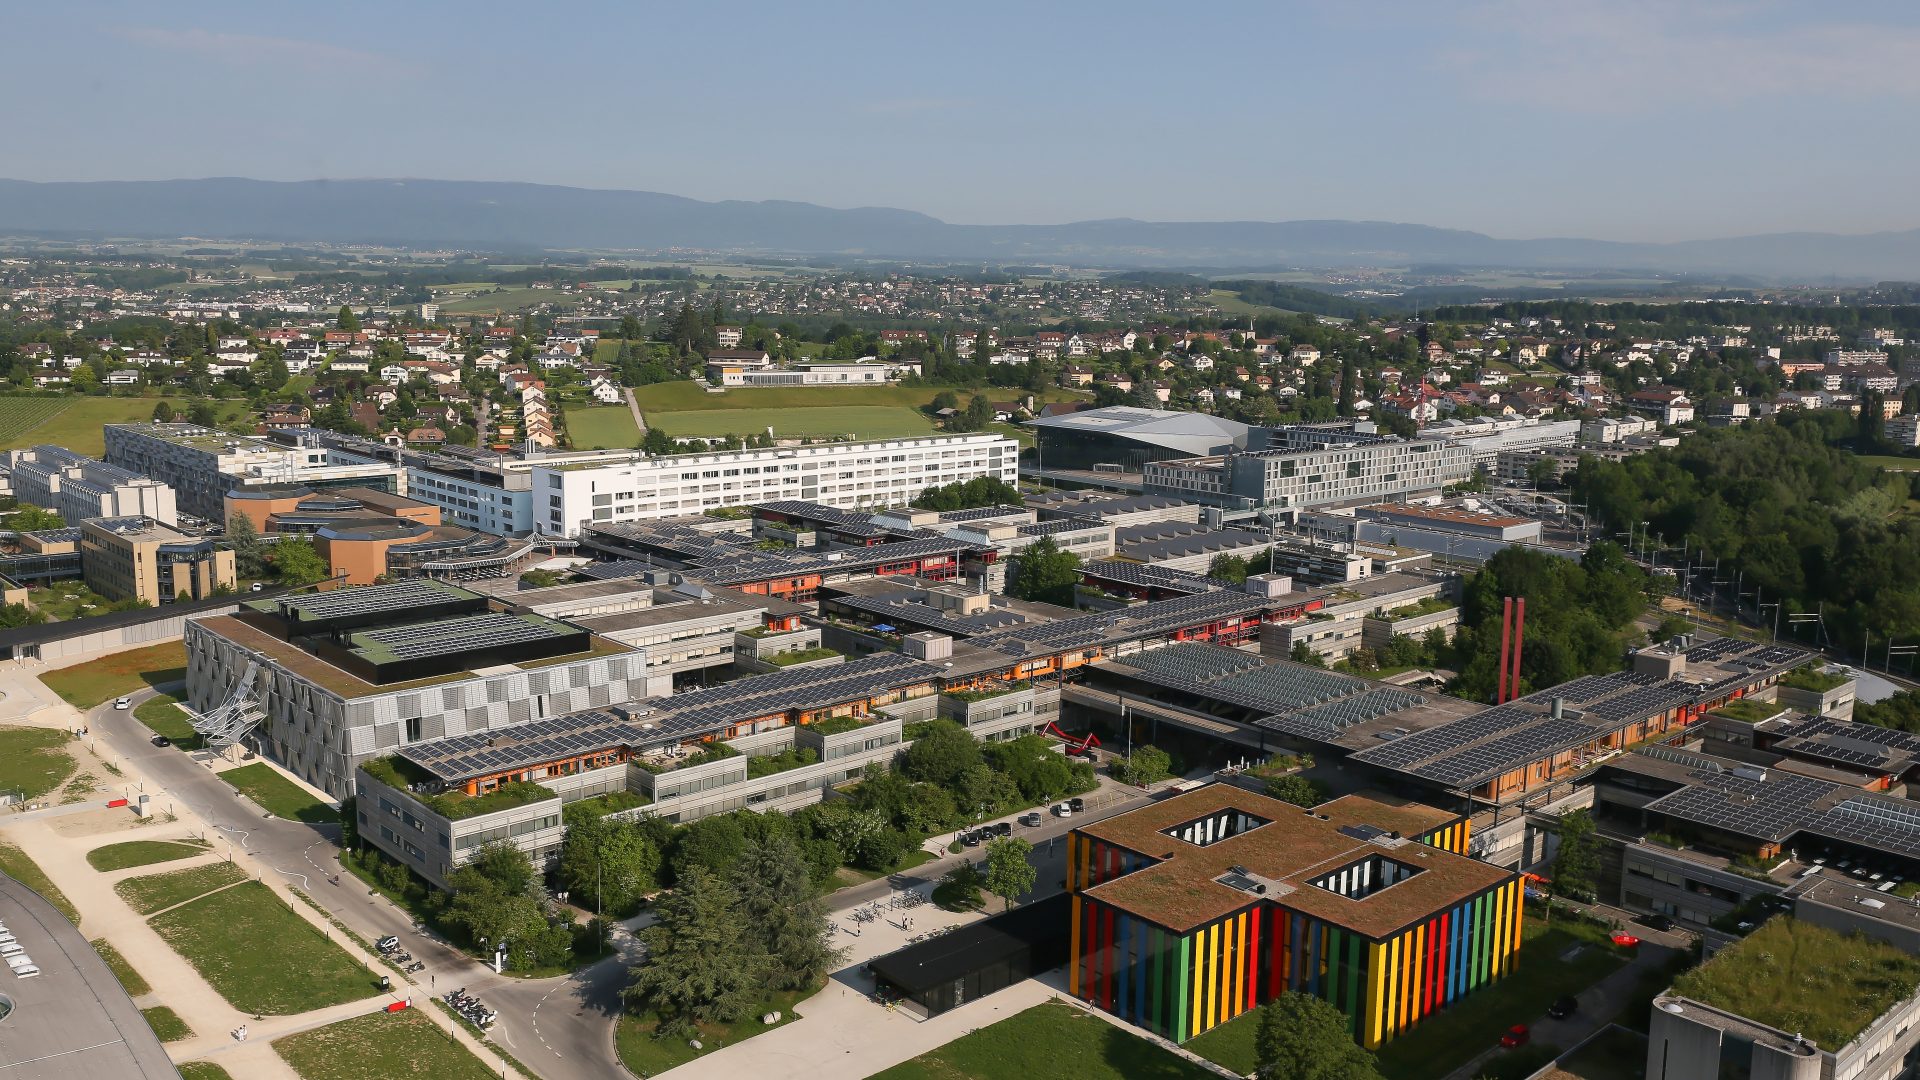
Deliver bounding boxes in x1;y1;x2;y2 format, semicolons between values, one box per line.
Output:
1067;785;1522;1049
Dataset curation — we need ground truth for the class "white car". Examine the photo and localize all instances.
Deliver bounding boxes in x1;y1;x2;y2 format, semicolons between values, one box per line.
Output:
113;697;131;710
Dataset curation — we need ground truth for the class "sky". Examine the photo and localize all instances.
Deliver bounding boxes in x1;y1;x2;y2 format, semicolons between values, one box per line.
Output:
5;1;1919;243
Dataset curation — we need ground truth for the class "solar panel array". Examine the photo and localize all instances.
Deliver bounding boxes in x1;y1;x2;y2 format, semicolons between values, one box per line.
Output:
1639;743;1725;774
1583;682;1696;722
355;613;573;661
400;710;633;781
1262;689;1427;740
277;578;476;621
1774;715;1920;761
967;590;1268;656
1351;705;1535;771
1642;771;1837;842
755;501;891;536
1079;560;1233;594
829;593;1033;636
691;536;972;586
577;560;657;581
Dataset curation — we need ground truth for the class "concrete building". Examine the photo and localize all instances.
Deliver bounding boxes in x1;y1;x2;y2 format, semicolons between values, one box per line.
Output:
708;360;918;387
1;445;178;526
103;424;402;521
530;433;1018;537
1416;417;1579;466
1353;503;1542;543
183;579;653;796
79;516;234;604
1143;429;1475;516
1884;414;1920;449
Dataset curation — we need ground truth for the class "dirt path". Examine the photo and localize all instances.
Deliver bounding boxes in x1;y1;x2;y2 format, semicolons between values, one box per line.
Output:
624;386;647;435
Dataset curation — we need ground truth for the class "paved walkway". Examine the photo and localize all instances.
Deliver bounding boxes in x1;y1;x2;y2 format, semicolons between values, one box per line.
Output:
624;387;648;435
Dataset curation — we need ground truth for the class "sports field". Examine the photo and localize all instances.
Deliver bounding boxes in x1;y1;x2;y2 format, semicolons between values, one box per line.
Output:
564;405;641;449
649;406;937;440
0;397;253;456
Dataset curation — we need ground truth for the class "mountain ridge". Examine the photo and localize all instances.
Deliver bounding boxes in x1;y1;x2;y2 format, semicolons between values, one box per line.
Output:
1;177;1915;279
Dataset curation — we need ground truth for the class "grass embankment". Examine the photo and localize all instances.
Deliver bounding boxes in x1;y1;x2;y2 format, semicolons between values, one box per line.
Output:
134;694;204;749
91;938;153;996
114;861;247;915
221;762;338;823
273;1009;502;1080
0;396;253;456
0;726;77;799
177;1064;236;1080
87;838;211;872
0;840;80;924
870;1000;1218;1080
616;982;819;1077
563;404;641;449
151;880;380;1015
38;640;187;709
142;1005;194;1042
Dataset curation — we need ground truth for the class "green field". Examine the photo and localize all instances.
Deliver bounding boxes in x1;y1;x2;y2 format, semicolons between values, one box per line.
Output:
0;726;77;800
274;1010;500;1080
91;938;153;997
564;404;641;449
0;841;79;924
632;381;1084;413
650;406;937;440
617;983;815;1077
434;286;580;315
1207;288;1301;319
1856;454;1920;472
134;694;204;750
869;1001;1216;1080
116;861;247;915
177;1065;236;1080
87;838;212;873
151;881;380;1015
0;396;253;456
143;1005;195;1042
221;762;337;823
38;640;187;709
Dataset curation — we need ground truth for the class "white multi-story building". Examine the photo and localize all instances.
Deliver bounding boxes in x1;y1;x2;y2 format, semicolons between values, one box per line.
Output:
530;434;1019;537
1;445;178;526
1143;429;1474;514
103;425;403;521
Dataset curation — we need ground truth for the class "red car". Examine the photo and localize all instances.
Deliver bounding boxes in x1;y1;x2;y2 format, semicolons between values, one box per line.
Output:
1610;932;1642;949
1500;1024;1530;1048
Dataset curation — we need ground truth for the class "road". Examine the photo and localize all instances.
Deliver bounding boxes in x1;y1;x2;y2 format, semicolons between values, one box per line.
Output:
622;388;647;436
89;687;1162;1080
91;686;636;1080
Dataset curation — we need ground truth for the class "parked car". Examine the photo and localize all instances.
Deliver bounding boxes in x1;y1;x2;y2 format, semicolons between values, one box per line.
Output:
991;822;1012;837
1069;796;1086;813
113;697;131;710
1548;995;1578;1019
961;831;982;847
250;582;265;593
1020;812;1042;827
1638;913;1675;933
150;735;170;748
1052;802;1073;818
1500;1024;1531;1048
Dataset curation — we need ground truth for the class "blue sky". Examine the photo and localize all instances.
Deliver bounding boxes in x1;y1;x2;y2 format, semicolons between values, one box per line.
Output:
6;1;1919;241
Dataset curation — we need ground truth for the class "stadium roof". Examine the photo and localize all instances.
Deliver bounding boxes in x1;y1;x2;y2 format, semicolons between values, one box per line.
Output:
1025;406;1251;455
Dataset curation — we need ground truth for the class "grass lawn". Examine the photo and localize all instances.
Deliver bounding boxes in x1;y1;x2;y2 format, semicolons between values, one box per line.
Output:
1672;916;1920;1049
177;1064;236;1080
631;380;1085;414
1184;916;1629;1080
151;880;380;1015
142;1005;194;1042
565;404;641;449
1208;288;1301;319
651;405;937;440
617;983;818;1077
134;694;204;750
436;286;580;315
0;726;77;799
0;397;253;457
87;838;212;872
91;938;153;996
832;849;939;889
1856;454;1920;472
869;1000;1218;1080
274;1008;499;1080
38;640;187;709
25;580;116;622
0;841;80;924
115;861;247;915
221;762;337;823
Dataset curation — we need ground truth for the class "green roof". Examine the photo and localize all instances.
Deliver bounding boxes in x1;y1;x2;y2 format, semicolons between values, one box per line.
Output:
1673;917;1920;1049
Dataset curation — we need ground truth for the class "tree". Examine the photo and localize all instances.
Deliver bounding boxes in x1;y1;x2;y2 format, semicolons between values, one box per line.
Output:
982;836;1036;911
1263;774;1327;808
1254;992;1384;1080
899;719;983;789
1006;536;1081;606
269;536;329;586
1112;745;1173;786
1551;809;1601;901
1209;553;1251;585
151;400;175;423
625;867;765;1033
557;815;660;918
187;400;217;427
1289;641;1324;667
336;305;360;333
730;835;843;990
7;505;64;532
912;476;1021;511
225;513;266;579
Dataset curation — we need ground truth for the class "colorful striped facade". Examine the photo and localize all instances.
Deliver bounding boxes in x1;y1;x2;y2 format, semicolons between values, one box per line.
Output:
1067;808;1524;1049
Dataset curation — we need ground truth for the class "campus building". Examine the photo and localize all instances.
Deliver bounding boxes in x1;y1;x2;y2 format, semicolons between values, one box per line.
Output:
1;445;178;526
1143;429;1475;515
1067;786;1520;1048
103;424;402;521
1026;406;1252;473
79;515;234;604
183;579;651;797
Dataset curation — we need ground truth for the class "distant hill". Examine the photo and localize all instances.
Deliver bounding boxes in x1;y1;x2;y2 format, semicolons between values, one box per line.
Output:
2;177;1917;279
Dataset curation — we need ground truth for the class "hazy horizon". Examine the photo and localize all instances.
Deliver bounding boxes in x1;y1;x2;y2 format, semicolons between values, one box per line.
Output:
7;2;1920;244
